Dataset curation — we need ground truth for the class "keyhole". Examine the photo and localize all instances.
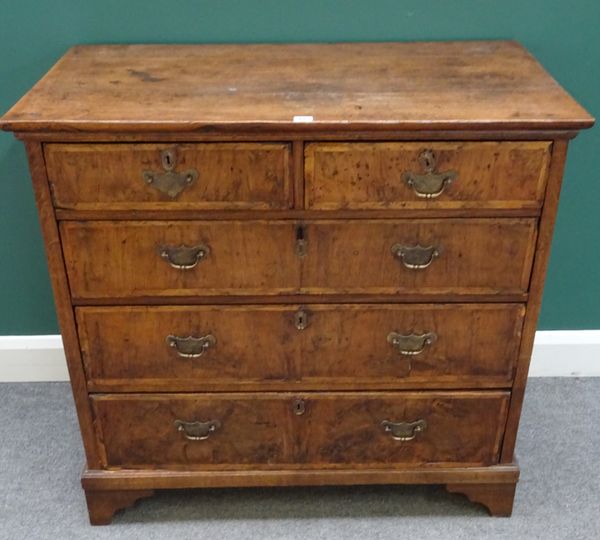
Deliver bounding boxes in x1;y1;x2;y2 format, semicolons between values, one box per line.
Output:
295;225;307;257
161;149;176;171
419;149;436;173
294;309;309;330
292;398;305;416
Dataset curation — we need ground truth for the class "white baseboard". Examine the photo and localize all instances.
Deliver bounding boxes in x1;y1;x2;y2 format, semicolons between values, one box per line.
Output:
529;330;600;377
0;331;599;382
0;335;69;382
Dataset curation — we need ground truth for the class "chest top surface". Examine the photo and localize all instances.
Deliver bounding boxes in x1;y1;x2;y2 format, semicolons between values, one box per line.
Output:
0;41;593;133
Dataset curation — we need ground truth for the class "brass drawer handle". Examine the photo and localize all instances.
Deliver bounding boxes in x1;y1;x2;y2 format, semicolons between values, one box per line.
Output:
391;244;439;269
167;334;216;358
159;243;210;269
143;148;198;198
381;419;427;441
387;331;437;356
403;149;457;199
174;419;221;441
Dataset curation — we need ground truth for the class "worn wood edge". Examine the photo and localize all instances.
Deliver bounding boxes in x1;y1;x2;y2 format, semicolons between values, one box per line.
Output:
24;141;102;468
292;141;304;209
11;129;584;142
54;207;542;220
445;482;517;517
81;463;520;491
500;139;569;463
85;378;514;393
2;120;593;135
70;293;529;306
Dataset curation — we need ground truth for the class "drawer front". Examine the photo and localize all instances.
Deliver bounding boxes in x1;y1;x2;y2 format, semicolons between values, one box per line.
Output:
91;392;509;469
79;304;524;391
301;219;537;295
305;142;551;210
61;219;536;299
92;394;294;468
60;220;301;300
45;143;292;210
296;304;523;386
300;392;509;466
78;305;296;388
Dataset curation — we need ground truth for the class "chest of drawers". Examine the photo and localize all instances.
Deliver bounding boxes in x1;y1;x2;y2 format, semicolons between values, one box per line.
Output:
1;41;593;524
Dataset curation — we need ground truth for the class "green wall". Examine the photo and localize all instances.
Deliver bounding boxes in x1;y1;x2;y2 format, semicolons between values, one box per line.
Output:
0;0;597;334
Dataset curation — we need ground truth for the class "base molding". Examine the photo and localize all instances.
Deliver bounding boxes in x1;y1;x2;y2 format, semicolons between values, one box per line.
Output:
81;463;520;492
81;464;519;524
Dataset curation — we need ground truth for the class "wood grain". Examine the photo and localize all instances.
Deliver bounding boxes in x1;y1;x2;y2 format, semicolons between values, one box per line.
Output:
85;489;154;525
0;42;593;133
500;140;570;462
77;304;523;391
60;220;301;299
59;218;537;300
81;462;520;491
71;292;529;307
24;141;102;468
301;219;537;296
81;463;519;490
45;143;292;210
305;142;550;211
16;129;582;142
55;207;542;221
90;391;509;469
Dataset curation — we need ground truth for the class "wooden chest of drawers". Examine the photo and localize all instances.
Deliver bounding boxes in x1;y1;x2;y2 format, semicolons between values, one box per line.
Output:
1;41;593;524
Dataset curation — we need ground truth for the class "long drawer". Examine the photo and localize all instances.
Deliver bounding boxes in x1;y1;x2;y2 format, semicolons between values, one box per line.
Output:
61;219;537;300
78;304;524;391
91;391;510;469
45;143;292;210
305;141;551;211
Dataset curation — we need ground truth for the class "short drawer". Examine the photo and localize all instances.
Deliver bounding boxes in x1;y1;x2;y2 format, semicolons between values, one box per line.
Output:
45;143;292;210
91;391;509;469
78;304;524;391
305;142;551;210
61;219;536;300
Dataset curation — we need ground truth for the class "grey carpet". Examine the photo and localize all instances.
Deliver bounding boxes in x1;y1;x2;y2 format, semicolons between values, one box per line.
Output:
0;379;598;539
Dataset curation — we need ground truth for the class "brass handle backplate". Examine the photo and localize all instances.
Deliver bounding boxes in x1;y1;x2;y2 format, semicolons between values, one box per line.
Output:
174;419;221;441
403;149;457;199
387;331;437;356
167;334;216;358
391;244;439;269
159;243;210;269
381;419;427;441
143;148;199;198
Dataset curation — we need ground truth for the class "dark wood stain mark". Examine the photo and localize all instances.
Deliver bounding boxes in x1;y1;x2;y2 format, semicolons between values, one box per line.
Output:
127;69;166;83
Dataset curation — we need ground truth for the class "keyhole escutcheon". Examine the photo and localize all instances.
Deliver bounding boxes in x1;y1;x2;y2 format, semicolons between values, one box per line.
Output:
292;398;306;416
295;224;307;257
294;308;309;330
